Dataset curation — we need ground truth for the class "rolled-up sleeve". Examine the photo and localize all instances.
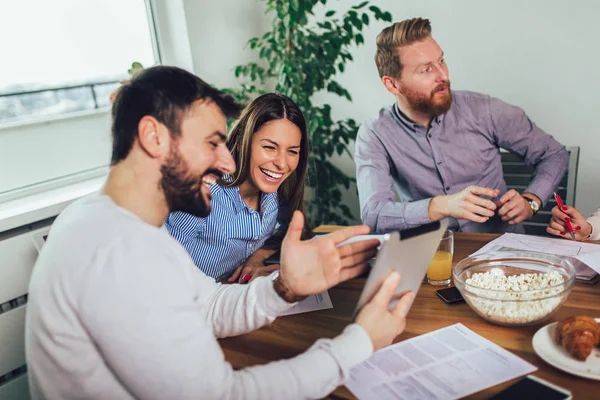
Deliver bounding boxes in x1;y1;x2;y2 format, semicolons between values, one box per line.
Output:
488;97;569;205
587;208;600;241
355;123;432;233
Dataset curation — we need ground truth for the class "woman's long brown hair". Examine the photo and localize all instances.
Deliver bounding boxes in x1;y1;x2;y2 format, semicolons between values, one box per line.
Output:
223;93;311;243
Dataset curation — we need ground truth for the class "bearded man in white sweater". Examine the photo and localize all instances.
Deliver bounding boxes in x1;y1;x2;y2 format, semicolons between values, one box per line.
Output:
25;66;415;400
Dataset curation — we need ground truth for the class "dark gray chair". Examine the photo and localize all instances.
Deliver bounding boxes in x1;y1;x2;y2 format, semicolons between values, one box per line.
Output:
501;146;579;236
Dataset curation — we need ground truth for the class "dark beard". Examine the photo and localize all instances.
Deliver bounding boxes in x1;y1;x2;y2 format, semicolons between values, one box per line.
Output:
160;145;221;218
401;81;453;117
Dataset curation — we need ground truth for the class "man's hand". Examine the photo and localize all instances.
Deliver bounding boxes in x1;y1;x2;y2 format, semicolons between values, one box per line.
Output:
547;205;592;241
228;249;279;284
277;211;379;300
429;186;499;223
496;190;537;224
355;273;415;351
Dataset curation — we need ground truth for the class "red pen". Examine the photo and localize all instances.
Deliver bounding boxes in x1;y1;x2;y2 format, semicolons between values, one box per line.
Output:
553;192;576;240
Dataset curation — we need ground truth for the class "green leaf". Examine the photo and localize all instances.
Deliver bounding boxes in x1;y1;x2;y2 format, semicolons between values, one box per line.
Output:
325;10;335;17
352;1;369;9
234;65;242;77
343;22;354;36
290;0;299;12
128;61;144;77
383;11;393;22
362;13;369;25
338;63;344;73
351;18;363;30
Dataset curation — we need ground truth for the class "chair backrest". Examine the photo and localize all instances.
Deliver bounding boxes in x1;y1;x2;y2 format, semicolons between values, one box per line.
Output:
501;146;579;236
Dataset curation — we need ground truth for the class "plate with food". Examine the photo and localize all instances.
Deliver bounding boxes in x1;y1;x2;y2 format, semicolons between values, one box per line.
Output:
532;316;600;380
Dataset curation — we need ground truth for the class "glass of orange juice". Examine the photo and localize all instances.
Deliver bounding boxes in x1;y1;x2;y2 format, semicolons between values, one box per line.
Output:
426;230;454;286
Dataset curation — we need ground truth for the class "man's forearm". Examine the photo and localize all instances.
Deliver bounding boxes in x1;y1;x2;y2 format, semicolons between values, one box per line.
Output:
427;195;449;221
524;145;569;205
207;275;293;338
362;198;433;233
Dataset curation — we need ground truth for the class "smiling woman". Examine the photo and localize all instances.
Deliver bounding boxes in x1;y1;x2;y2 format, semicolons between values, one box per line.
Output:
165;93;311;282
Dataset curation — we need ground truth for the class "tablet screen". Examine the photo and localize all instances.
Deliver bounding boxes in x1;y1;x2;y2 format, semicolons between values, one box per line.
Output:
354;219;449;316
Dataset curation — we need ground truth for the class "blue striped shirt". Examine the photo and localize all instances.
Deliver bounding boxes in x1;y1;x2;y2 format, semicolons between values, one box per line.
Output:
164;183;280;281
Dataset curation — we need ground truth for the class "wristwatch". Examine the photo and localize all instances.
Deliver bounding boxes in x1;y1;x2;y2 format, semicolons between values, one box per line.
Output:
522;195;540;215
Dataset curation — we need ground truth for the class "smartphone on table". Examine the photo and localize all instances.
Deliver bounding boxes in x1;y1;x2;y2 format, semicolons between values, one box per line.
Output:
435;286;464;304
489;375;571;400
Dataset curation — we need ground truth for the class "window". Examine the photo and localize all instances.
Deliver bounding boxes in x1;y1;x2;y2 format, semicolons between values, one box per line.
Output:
0;0;160;125
0;0;161;200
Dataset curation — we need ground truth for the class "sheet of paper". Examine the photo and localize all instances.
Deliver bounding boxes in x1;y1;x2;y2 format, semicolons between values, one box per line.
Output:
472;233;600;279
337;234;387;247
280;291;333;316
346;323;537;400
572;250;600;274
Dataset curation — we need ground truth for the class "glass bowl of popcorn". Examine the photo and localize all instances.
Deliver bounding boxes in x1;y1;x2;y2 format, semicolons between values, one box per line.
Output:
453;251;576;326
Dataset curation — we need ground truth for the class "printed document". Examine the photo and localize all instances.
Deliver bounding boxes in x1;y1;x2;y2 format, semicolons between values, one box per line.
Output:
280;291;333;316
346;323;536;400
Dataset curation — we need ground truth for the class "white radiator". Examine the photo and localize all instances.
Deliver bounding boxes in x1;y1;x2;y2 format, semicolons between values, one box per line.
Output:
0;222;52;400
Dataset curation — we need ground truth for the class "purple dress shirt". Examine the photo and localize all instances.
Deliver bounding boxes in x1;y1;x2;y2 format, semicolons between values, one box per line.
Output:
355;90;569;233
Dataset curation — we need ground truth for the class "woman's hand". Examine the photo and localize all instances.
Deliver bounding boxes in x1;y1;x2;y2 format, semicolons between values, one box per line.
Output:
227;248;279;284
547;206;592;241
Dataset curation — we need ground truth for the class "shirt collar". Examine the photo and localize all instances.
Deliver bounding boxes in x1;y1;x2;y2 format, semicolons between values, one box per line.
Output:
218;184;245;214
393;103;421;131
392;103;447;130
260;191;279;217
220;181;279;216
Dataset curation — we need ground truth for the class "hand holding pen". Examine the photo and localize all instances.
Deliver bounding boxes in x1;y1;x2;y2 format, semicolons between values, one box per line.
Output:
547;192;592;241
553;192;576;240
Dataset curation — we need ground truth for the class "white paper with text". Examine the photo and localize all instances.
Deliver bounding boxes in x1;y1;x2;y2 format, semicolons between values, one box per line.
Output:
280;291;333;316
346;323;536;400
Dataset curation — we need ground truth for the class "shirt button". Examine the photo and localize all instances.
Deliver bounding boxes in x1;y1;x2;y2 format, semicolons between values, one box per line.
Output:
437;161;442;165
446;186;450;191
428;133;432;138
249;243;253;248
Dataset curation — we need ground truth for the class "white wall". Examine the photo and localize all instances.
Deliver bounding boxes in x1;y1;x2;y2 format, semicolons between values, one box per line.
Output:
181;0;600;222
182;0;269;88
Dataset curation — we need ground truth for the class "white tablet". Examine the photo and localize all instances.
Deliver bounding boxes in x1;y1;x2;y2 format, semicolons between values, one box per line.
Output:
354;219;449;316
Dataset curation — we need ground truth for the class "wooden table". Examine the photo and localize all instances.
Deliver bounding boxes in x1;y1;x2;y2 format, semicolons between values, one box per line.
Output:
219;231;600;399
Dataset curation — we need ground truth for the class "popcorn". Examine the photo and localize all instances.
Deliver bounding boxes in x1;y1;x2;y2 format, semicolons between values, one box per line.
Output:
463;271;566;325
